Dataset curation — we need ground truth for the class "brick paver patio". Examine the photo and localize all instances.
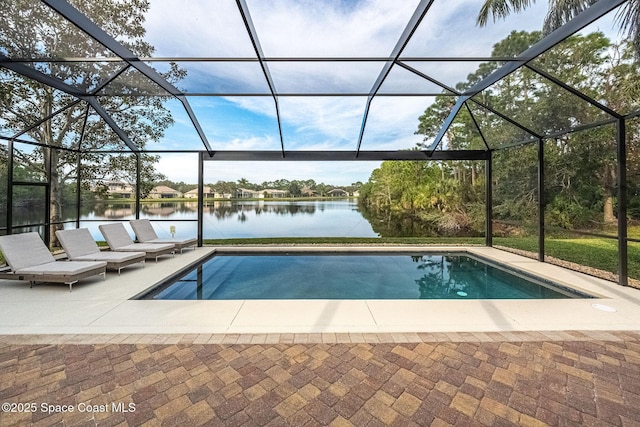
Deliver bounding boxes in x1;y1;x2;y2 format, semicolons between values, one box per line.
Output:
1;331;639;426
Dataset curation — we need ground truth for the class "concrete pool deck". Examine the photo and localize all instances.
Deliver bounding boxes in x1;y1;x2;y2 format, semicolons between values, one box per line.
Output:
2;246;640;426
0;245;639;336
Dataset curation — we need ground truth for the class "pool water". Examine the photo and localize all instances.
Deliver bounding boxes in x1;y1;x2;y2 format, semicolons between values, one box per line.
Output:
144;253;586;300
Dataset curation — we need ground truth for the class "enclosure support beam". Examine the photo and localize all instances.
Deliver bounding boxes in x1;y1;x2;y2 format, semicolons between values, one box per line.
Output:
42;0;213;155
525;64;621;119
201;150;488;161
135;155;141;220
44;146;52;247
617;118;628;286
425;0;627;154
235;0;285;157
537;138;545;262
355;0;435;156
75;151;82;230
6;139;13;235
197;152;205;247
485;151;493;247
0;56;139;153
76;105;91;230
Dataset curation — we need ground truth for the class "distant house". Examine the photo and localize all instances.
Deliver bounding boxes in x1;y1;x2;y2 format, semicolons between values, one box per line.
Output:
301;186;317;197
214;192;233;199
352;190;360;197
104;180;133;198
237;188;289;198
237;188;259;198
184;187;214;199
148;185;182;199
262;189;289;198
328;188;348;197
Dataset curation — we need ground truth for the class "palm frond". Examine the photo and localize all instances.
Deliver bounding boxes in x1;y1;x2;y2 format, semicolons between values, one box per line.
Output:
614;0;640;58
542;0;598;34
476;0;537;26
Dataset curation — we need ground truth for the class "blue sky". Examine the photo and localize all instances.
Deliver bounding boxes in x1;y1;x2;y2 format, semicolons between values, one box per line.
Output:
141;0;621;184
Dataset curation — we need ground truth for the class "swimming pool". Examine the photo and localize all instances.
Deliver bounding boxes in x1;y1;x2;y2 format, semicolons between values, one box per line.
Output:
140;252;591;300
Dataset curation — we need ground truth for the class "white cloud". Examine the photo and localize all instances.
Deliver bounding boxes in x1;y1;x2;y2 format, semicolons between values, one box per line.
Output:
143;0;617;181
245;0;422;56
156;153;199;183
144;0;257;57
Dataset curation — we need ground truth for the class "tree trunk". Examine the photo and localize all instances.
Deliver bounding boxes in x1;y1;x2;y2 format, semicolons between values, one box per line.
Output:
603;194;616;224
48;149;64;247
41;88;64;247
603;164;617;224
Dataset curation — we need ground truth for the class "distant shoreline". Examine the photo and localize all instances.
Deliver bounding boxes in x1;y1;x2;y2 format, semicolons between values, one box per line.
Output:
93;196;359;203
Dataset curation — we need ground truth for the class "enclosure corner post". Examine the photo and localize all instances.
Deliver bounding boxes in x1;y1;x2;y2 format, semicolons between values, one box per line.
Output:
538;137;545;263
135;154;141;220
75;150;82;229
617;118;628;287
45;146;52;247
197;151;204;247
7;139;14;235
485;150;492;247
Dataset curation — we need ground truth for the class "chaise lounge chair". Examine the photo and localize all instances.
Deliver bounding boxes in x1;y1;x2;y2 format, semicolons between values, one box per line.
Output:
98;223;175;262
129;219;197;254
56;228;146;275
0;232;106;291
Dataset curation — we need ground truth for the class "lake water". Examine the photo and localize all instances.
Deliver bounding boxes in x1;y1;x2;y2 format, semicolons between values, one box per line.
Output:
70;199;379;240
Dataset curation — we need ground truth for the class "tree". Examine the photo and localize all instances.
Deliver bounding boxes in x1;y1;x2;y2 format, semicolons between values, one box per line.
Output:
288;181;302;197
0;1;183;244
410;30;639;234
476;0;640;57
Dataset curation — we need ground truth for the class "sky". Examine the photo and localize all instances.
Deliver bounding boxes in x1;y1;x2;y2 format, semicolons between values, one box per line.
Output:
140;0;621;185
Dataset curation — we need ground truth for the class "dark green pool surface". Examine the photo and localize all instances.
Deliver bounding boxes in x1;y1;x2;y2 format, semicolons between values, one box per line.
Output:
146;253;581;300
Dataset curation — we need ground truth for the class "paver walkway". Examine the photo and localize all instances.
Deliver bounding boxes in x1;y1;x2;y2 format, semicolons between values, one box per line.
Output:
1;331;639;426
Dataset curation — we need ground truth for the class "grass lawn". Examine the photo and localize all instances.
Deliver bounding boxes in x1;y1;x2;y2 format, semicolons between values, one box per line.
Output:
202;237;486;246
495;236;640;280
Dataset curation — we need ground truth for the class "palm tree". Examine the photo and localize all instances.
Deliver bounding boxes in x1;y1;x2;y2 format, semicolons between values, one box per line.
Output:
476;0;640;56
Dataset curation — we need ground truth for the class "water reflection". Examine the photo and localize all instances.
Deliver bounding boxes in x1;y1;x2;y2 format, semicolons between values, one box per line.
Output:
4;199;377;239
410;255;568;299
5;199;482;239
204;200;317;220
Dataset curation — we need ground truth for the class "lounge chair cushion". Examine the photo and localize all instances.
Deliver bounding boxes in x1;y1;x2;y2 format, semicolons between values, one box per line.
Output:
113;243;175;253
130;219;197;249
16;260;107;276
56;228;101;258
129;219;159;242
98;223;138;250
0;232;56;271
73;252;145;262
145;237;197;247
